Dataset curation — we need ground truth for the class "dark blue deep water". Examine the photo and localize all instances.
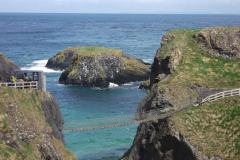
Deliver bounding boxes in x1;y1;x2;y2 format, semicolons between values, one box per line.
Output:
0;13;240;159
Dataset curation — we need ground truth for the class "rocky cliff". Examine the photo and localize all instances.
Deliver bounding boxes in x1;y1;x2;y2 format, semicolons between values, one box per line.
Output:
0;53;19;81
196;27;240;58
123;27;240;160
0;88;76;160
46;46;150;88
0;54;75;160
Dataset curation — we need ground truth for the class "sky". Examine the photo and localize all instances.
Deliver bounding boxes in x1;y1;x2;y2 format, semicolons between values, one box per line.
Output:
0;0;240;14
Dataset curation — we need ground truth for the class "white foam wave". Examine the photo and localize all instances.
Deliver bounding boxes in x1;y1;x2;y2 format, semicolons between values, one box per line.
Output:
142;58;153;63
123;82;134;86
108;82;119;88
21;60;62;73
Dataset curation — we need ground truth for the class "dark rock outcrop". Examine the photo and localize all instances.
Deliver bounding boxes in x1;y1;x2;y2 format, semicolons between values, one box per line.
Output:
0;53;19;81
150;34;182;85
40;92;64;141
46;47;150;88
123;82;199;160
195;27;240;58
123;32;198;160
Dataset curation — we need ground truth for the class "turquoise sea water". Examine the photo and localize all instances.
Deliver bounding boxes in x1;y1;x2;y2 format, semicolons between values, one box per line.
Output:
1;14;240;159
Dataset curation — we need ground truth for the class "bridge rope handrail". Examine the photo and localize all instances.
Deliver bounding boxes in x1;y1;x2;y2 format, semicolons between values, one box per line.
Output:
64;88;240;132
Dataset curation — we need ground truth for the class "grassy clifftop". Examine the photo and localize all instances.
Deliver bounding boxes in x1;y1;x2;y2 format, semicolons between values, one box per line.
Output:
155;28;240;159
124;27;240;160
172;97;240;159
0;88;75;160
155;29;240;89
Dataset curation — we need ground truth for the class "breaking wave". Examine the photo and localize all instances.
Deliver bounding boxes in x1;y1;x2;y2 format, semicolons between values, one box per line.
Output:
21;60;62;73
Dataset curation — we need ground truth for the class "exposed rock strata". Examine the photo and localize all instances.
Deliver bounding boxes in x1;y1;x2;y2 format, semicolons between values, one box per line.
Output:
195;27;240;58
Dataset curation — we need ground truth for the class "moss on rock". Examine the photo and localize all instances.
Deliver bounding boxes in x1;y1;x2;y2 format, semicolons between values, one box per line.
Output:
47;46;150;88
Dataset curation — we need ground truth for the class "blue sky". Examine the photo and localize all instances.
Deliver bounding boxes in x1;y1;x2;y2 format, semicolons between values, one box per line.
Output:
0;0;239;14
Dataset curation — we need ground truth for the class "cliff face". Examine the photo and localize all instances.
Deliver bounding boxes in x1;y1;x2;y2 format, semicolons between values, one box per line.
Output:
46;46;150;88
0;54;19;81
123;27;240;160
0;53;75;160
0;88;76;160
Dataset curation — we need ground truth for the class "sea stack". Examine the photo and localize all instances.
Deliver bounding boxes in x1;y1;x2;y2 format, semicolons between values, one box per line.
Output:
46;46;151;88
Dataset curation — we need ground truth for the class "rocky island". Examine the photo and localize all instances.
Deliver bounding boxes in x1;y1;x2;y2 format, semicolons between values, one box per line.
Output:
0;54;75;160
46;46;150;88
123;27;240;160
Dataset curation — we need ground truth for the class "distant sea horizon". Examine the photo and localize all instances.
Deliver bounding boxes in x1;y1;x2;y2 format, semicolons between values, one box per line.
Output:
1;12;240;15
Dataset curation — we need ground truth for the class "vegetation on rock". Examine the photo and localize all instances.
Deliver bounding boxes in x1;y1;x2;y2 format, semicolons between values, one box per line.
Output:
0;88;76;160
124;27;240;160
47;46;150;88
172;97;240;160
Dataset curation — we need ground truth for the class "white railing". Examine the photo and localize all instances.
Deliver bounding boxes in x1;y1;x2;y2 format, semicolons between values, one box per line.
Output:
64;88;240;132
201;88;240;104
0;81;38;89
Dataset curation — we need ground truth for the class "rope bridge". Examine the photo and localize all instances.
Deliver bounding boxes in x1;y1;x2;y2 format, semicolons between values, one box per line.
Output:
64;88;240;132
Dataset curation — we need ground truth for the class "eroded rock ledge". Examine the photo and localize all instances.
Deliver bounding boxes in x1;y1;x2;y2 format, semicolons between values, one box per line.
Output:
46;46;150;88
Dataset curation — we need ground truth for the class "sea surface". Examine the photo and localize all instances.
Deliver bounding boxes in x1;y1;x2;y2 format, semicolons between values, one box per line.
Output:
0;13;240;160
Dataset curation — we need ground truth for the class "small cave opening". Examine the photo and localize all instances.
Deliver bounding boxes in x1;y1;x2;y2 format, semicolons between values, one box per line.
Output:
150;56;171;85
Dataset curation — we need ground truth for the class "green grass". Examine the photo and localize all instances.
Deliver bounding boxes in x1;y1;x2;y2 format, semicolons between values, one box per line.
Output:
155;28;240;159
236;137;240;153
0;88;76;160
171;97;240;160
52;46;123;64
157;29;240;89
55;46;149;80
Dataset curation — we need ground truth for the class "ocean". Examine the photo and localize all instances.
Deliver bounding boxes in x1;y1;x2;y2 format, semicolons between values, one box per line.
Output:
0;13;240;160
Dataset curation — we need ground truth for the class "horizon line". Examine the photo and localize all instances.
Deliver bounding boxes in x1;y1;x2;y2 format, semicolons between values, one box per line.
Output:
0;12;240;16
